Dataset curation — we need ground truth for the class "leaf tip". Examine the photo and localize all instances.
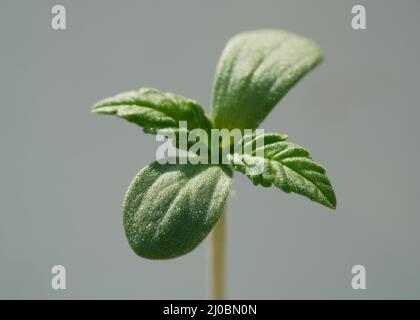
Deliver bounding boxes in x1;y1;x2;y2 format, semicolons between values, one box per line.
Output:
90;106;100;114
325;193;337;210
90;101;106;114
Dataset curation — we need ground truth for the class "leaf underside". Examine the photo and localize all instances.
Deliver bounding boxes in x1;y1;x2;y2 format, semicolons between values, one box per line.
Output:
211;29;323;131
229;134;336;209
123;160;232;259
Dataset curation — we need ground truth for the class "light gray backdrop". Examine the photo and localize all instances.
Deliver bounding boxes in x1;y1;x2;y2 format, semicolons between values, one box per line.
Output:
1;0;419;299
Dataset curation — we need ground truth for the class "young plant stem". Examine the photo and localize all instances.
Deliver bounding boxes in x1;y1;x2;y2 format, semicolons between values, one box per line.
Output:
209;206;226;300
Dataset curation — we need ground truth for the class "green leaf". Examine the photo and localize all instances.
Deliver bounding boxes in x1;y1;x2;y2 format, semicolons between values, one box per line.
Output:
92;87;212;134
123;160;232;259
211;29;323;131
228;134;336;209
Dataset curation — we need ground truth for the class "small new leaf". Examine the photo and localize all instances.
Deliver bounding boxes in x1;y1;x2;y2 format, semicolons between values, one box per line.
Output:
211;30;323;130
229;134;336;209
92;87;212;135
123;160;232;259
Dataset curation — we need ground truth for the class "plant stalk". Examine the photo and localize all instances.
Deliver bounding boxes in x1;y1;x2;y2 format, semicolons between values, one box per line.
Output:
209;206;226;300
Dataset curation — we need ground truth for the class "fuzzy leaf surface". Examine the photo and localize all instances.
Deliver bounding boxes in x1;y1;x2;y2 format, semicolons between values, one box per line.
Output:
92;87;212;135
211;29;323;130
123;160;232;259
229;134;336;209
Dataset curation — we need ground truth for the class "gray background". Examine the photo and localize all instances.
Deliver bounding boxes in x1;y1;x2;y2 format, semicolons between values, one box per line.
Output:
1;0;419;299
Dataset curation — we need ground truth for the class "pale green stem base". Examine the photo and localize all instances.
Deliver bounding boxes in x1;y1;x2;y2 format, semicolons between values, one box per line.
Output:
209;207;226;300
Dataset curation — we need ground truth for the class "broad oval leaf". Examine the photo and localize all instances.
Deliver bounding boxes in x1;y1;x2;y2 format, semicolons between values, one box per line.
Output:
92;87;212;134
228;133;336;209
211;29;323;130
123;160;232;259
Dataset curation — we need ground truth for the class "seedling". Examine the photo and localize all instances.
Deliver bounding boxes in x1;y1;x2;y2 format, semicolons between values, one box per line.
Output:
92;29;336;299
